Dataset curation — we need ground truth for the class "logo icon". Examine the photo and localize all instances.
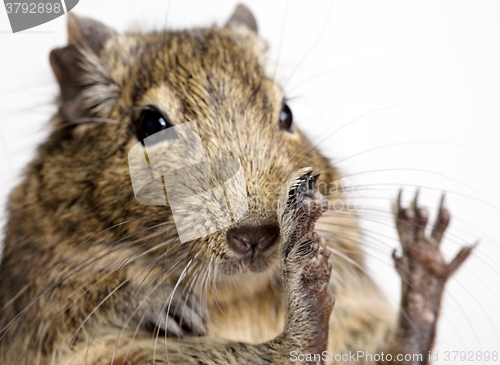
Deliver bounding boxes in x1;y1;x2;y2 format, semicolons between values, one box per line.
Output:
128;121;248;243
4;0;79;33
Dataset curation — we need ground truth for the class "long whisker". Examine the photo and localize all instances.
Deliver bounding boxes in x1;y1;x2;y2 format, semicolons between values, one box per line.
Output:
0;218;175;339
83;236;191;364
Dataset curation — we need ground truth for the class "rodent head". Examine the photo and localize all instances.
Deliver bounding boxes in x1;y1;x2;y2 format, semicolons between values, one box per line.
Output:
42;5;338;292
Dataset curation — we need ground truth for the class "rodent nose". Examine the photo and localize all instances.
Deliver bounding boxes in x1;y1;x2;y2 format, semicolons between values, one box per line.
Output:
227;223;280;254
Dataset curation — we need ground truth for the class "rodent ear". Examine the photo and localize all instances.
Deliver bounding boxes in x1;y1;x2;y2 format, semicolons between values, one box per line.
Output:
67;13;116;55
49;44;86;122
49;14;117;122
225;4;258;33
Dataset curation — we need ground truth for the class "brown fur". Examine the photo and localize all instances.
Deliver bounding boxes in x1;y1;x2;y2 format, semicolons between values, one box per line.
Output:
0;6;396;365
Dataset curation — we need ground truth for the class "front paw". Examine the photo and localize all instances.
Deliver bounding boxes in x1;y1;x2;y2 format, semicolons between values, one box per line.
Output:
392;190;476;357
300;233;334;322
279;172;333;357
143;287;208;338
393;190;475;289
281;170;328;263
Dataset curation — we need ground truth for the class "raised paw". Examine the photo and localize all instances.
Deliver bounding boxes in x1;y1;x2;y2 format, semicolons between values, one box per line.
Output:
283;232;334;360
393;190;475;284
278;172;334;360
392;190;476;362
301;233;334;313
281;171;328;262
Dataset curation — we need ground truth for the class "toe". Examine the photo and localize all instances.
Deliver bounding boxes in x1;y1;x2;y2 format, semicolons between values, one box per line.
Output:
415;207;428;242
431;194;451;245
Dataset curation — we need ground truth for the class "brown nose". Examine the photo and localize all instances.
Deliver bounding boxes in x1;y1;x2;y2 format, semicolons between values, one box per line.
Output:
227;223;280;254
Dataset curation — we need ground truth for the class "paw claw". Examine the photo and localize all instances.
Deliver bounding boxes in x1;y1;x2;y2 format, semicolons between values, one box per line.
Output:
411;188;420;212
439;192;446;210
431;196;451;245
309;173;321;190
397;189;403;208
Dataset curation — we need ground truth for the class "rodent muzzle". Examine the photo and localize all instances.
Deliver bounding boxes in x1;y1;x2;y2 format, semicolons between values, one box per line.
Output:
226;223;279;254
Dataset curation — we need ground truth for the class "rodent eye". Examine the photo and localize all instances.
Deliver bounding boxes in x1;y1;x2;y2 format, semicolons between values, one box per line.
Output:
279;103;293;131
137;108;171;141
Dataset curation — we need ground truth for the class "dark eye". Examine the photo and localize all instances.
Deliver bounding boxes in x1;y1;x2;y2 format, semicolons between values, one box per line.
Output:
137;108;171;141
279;103;293;131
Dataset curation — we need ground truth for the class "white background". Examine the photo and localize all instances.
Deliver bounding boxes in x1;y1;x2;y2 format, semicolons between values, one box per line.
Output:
0;1;499;363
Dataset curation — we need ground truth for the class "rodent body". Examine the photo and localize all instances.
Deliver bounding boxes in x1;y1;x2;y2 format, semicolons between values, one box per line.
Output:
0;5;472;365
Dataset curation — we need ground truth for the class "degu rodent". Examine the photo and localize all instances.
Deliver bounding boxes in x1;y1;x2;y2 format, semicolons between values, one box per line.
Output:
0;4;474;365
